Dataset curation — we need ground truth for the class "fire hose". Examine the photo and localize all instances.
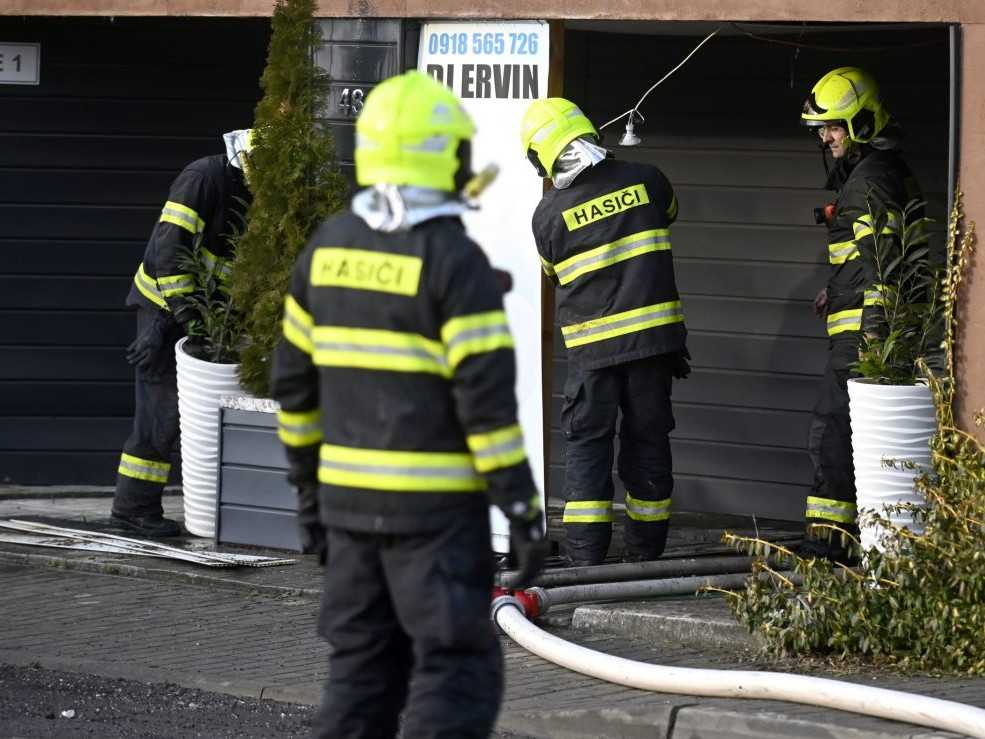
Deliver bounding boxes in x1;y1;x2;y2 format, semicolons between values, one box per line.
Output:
491;567;985;738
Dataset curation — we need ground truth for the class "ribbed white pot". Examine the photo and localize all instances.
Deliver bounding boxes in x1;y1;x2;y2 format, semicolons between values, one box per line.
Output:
175;337;245;538
847;378;936;552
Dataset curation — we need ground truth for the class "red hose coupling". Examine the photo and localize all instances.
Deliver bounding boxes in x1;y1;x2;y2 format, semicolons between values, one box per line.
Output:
491;586;543;619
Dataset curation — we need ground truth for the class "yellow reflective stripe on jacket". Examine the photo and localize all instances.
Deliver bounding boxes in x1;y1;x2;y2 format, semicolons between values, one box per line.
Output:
806;496;857;524
562;500;613;524
313;326;448;376
561;300;684;348
118;453;171;483
202;247;233;282
466;423;526;474
666;194;678;221
828;239;860;265
318;444;484;492
160;200;205;234
553;228;671;286
864;284;887;307
561;182;650;231
283;295;314;354
277;408;323;448
853;212;898;240
157;273;195;298
826;308;862;336
441;310;514;371
624;492;670;522
133;263;169;310
540;255;556;279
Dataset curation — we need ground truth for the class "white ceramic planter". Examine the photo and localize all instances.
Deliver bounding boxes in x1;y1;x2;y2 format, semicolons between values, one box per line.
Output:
175;337;245;537
847;378;936;552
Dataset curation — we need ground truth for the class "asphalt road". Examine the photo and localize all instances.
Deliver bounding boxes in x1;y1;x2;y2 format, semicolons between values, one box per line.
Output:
0;662;315;738
0;663;536;739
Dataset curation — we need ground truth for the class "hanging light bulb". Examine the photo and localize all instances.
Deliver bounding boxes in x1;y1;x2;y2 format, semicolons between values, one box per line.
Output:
619;111;642;147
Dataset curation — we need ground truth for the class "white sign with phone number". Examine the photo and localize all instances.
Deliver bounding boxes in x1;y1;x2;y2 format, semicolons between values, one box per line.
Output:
419;22;549;553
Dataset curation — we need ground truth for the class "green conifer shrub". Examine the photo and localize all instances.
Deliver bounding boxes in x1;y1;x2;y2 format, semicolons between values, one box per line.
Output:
229;0;348;397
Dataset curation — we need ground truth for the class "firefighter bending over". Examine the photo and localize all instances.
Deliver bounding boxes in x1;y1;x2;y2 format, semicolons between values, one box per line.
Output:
798;67;923;562
270;71;546;738
112;129;254;537
521;99;690;567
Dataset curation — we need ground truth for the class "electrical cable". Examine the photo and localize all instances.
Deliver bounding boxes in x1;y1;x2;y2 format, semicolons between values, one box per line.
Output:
597;27;721;132
728;22;946;53
596;22;943;138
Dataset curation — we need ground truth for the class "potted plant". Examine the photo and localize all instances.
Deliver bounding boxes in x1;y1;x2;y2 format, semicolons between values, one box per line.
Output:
174;212;250;538
847;194;944;552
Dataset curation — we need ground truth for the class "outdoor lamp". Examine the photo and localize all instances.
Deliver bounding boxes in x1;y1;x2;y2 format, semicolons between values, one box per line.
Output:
619;112;642;146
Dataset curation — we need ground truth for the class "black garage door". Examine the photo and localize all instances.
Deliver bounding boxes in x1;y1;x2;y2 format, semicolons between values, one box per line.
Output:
0;17;268;485
555;24;950;520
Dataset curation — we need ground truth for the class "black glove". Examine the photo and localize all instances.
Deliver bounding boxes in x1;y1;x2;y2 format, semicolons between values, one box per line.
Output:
504;501;548;589
668;347;691;380
296;481;327;565
814;288;829;317
125;312;172;371
492;268;513;295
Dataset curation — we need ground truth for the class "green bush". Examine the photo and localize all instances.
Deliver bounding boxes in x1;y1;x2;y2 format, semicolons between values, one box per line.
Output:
229;0;348;397
177;202;248;364
724;194;985;674
855;196;944;384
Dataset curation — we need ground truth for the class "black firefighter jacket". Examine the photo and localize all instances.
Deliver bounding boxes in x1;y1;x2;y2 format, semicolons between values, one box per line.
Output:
532;158;687;370
821;146;922;341
127;154;251;325
270;210;538;534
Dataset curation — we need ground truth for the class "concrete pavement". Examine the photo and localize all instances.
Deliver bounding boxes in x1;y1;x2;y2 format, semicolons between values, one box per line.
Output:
0;490;981;738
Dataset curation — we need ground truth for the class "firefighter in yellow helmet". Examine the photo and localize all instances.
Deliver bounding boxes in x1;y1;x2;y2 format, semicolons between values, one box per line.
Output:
798;67;923;562
270;70;545;738
111;129;254;537
521;98;690;567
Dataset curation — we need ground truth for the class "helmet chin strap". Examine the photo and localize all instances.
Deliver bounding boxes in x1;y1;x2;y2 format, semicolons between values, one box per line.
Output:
818;140;831;178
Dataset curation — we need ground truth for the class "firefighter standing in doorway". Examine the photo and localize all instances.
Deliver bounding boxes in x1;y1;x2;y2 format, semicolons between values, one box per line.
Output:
521;98;690;567
270;71;546;738
111;129;254;537
798;67;923;561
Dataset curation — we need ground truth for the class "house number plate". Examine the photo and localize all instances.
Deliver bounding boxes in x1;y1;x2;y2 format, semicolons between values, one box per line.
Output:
0;43;40;85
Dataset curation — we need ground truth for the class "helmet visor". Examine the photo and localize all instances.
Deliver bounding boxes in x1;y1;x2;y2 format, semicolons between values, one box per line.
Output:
800;93;828;127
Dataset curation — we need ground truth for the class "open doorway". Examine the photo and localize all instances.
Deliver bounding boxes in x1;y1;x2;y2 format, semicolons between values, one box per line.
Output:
548;21;951;520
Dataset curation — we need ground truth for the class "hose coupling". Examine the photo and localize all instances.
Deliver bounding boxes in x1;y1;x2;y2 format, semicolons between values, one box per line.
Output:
491;586;544;621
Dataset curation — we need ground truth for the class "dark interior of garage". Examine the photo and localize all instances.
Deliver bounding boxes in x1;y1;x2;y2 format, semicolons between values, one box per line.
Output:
553;22;950;520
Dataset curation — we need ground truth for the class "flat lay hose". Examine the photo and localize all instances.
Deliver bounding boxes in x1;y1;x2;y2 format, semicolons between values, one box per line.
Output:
492;573;985;739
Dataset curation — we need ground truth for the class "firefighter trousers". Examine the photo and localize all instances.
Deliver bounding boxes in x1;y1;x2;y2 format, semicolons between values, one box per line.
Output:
112;307;183;518
560;354;675;566
314;513;502;739
805;338;859;529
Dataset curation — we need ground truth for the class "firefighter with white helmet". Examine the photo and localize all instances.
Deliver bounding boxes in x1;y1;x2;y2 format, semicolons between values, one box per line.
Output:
798;67;923;562
270;70;545;738
112;129;254;537
522;97;690;567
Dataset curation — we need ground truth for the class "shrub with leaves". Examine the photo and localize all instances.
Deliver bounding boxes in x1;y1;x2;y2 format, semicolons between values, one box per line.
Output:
855;195;944;384
176;203;248;364
724;193;985;674
228;0;348;397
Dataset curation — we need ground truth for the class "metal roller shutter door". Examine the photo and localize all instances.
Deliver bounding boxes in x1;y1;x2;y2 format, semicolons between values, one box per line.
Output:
0;17;268;485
